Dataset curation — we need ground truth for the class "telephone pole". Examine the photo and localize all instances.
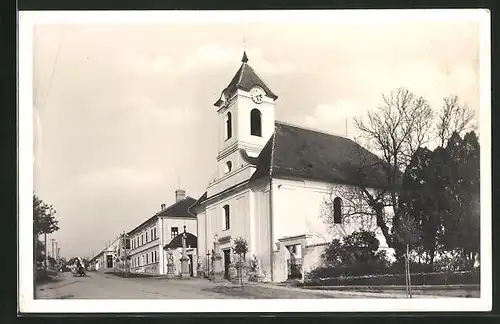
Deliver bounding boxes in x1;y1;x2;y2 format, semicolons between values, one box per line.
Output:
44;233;48;270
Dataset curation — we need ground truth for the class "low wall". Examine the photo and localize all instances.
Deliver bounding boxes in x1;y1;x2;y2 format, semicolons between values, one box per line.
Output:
302;243;327;275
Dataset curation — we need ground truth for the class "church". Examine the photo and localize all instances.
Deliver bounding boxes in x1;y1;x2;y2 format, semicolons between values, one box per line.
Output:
189;52;388;283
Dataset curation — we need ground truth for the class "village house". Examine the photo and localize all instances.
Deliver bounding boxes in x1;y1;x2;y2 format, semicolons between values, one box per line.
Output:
91;234;122;272
189;52;389;283
127;189;198;276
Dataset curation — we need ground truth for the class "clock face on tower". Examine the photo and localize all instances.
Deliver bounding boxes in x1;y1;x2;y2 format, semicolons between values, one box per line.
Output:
250;87;265;104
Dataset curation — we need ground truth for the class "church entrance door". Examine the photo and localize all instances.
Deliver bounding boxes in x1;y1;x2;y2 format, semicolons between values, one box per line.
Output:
223;249;231;279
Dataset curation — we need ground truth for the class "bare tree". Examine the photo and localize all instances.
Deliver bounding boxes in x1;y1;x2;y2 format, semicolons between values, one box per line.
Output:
436;95;476;147
321;88;433;258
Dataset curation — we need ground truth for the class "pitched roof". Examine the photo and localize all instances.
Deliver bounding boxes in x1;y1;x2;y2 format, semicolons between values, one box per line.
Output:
163;232;198;250
250;122;391;189
156;197;197;218
128;197;197;235
214;52;278;106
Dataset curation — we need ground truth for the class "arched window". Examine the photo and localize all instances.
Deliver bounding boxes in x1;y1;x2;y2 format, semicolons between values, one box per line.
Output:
225;112;232;140
333;197;342;224
250;109;262;137
225;161;232;174
223;205;230;230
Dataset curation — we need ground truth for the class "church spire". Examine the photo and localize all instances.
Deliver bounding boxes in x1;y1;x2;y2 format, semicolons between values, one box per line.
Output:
242;51;249;63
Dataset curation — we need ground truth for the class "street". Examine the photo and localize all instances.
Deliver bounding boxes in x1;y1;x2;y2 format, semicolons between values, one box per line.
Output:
35;271;451;299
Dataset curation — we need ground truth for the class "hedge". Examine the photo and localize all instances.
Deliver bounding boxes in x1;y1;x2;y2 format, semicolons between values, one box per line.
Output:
304;270;480;286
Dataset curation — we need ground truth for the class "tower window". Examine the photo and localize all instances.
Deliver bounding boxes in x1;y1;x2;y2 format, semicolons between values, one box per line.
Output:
333;197;342;224
225;112;232;140
223;205;230;230
250;109;262;137
225;161;232;174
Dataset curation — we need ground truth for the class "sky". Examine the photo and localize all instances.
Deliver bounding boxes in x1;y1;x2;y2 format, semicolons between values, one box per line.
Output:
32;14;481;259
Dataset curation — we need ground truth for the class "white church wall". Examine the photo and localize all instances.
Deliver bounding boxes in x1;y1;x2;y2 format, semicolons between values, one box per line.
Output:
251;181;272;281
207;165;255;198
197;210;207;269
204;190;252;257
272;177;390;252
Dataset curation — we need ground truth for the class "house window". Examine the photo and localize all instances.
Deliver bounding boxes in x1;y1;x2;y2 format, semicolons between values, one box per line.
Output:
154;228;157;240
146;254;149;264
334;197;343;224
250;109;262;137
225;112;232;140
151;228;153;240
171;227;179;238
146;232;148;242
154;251;157;262
141;234;144;245
225;161;232;174
125;238;130;249
223;205;230;230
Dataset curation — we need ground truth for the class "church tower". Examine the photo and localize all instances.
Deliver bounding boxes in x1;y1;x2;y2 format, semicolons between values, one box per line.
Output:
213;51;278;180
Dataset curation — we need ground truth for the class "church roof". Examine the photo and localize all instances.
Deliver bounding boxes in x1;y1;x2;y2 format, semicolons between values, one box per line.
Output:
163;232;197;250
214;51;278;106
251;122;391;189
189;122;392;213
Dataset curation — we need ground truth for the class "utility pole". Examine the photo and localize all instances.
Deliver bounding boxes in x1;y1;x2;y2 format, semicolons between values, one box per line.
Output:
44;233;48;270
51;238;56;269
124;233;129;278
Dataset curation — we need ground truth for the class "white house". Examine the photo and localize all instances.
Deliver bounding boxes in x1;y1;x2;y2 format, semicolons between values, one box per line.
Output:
128;189;198;276
189;52;389;283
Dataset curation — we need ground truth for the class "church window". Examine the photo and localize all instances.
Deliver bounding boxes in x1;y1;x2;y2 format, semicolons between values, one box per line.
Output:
225;112;232;140
225;161;232;174
333;197;342;224
250;109;262;137
223;205;230;230
171;227;179;238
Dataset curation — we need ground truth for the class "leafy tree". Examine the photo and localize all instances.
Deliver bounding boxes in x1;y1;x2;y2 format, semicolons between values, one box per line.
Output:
398;147;446;266
232;237;249;288
33;194;59;236
441;131;480;268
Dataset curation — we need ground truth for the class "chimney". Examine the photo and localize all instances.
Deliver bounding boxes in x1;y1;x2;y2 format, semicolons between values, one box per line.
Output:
175;189;186;202
161;203;166;211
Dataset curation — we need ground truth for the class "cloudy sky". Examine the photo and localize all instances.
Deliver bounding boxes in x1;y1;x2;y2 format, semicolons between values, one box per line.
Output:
32;13;481;258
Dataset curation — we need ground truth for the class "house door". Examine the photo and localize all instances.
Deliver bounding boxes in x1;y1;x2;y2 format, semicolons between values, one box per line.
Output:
223;249;231;279
188;254;194;277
